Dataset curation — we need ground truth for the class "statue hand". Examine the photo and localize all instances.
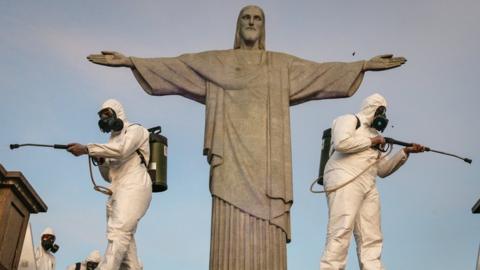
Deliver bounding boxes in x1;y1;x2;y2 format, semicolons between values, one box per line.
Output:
87;51;133;67
364;54;407;71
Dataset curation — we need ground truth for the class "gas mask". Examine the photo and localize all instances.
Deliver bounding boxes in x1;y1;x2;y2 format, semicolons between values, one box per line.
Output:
86;261;99;270
98;107;124;133
41;234;60;253
371;106;388;132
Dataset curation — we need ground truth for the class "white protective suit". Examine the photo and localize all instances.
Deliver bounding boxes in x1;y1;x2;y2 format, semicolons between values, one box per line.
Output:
320;93;409;270
87;99;152;270
35;227;56;270
66;250;101;270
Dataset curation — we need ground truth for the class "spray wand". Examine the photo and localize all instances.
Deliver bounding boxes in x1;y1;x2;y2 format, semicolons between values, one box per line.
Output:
384;137;472;164
9;143;112;195
10;143;68;150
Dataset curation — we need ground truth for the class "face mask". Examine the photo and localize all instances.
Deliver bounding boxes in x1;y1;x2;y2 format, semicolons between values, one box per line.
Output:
98;108;124;133
41;235;60;253
86;261;99;270
371;106;388;132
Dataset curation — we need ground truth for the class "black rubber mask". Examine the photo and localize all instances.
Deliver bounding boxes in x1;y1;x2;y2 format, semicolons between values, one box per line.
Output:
41;234;60;253
371;106;388;132
86;261;99;270
98;108;124;133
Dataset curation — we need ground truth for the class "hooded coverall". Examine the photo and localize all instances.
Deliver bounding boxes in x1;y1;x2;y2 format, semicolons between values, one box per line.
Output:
320;94;408;270
87;99;151;270
35;227;56;270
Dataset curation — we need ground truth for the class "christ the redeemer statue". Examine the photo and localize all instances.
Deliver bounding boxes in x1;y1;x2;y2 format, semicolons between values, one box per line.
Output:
87;5;406;270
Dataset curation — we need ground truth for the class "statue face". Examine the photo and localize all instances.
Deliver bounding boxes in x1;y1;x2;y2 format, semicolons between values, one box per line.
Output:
238;6;264;45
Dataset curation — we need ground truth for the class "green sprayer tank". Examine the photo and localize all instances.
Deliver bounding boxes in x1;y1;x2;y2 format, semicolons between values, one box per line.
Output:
148;126;168;192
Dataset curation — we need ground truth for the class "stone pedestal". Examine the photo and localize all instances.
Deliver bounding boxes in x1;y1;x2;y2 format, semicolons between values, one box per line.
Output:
0;164;47;270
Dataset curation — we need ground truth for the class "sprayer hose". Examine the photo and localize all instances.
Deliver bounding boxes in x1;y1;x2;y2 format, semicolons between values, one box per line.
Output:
88;157;113;196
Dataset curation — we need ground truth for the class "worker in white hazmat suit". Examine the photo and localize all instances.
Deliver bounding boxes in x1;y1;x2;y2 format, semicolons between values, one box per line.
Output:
320;93;425;270
67;250;102;270
67;99;152;270
35;227;58;270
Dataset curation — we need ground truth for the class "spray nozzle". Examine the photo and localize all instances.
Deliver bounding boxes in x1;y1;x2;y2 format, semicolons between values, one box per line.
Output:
9;144;20;150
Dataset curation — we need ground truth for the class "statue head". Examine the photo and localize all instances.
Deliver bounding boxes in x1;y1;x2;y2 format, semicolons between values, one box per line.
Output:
234;5;265;50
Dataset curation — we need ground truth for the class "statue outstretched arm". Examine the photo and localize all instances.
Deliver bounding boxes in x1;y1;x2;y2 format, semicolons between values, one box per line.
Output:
87;51;133;68
288;57;365;105
86;51;207;103
363;54;407;71
288;53;406;105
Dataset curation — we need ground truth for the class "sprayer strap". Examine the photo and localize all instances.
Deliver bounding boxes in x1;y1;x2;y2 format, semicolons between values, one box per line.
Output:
136;149;147;167
354;114;361;129
127;123;148;167
330;115;361;157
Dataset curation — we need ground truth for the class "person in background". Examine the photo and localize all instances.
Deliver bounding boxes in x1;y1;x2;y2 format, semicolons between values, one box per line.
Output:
67;250;102;270
35;227;58;270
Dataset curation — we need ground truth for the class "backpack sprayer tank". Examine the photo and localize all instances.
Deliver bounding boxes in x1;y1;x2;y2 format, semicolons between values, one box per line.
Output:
317;128;332;186
147;126;168;192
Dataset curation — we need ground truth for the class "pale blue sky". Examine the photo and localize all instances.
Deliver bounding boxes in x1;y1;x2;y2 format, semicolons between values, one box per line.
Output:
1;0;479;269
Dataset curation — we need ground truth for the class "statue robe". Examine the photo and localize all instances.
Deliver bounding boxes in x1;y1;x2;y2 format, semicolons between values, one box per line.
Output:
130;49;364;269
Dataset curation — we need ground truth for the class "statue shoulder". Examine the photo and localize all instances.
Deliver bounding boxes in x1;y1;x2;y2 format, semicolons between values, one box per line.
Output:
180;49;231;58
268;51;296;61
266;51;306;67
178;49;232;64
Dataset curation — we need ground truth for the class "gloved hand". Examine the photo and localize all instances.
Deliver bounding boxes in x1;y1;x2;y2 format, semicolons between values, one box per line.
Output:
92;157;105;165
403;143;425;154
67;143;89;156
370;135;386;146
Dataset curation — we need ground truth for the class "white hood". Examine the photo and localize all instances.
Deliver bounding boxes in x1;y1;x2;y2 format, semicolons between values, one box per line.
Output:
356;93;387;126
101;99;128;123
86;250;101;263
41;227;55;236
